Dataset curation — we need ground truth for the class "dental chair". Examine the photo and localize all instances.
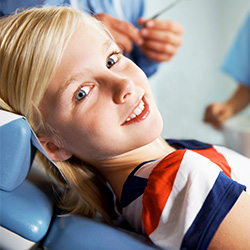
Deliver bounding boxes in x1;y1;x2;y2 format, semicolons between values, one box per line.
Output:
0;110;158;250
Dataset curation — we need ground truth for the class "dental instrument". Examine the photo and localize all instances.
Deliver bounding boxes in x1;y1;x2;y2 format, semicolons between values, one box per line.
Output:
138;0;183;29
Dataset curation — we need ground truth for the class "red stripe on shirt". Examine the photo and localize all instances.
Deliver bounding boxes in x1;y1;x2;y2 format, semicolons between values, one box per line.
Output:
142;150;186;235
193;147;231;178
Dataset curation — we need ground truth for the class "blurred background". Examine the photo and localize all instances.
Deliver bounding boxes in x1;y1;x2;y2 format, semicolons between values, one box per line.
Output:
144;0;250;145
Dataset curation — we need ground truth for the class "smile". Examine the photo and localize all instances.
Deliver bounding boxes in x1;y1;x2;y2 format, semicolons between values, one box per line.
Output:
122;97;151;125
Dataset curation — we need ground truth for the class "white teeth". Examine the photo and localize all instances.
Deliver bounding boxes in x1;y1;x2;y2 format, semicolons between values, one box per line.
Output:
139;101;144;110
126;100;145;122
134;107;142;116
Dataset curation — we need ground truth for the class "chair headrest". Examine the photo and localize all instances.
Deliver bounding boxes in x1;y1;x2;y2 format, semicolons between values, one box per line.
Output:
0;117;36;191
0;110;67;188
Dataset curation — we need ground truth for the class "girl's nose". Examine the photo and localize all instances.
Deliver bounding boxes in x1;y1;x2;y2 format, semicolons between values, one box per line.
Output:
112;77;134;104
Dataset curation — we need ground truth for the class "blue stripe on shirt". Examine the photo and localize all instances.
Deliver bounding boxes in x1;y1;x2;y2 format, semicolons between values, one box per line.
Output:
119;160;154;211
181;171;246;249
167;139;212;150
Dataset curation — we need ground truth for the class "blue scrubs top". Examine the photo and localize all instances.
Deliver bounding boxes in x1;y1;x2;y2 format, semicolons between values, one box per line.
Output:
222;13;250;87
0;0;159;77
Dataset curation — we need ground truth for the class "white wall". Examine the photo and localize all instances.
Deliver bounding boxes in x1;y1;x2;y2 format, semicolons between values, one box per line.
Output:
145;0;250;144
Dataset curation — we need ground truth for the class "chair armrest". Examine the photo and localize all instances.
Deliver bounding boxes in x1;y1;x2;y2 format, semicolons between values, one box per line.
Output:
0;179;54;242
43;215;158;250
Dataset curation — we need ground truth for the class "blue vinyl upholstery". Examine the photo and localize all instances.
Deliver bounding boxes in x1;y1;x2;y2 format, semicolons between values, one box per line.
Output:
0;115;53;243
0;179;54;242
0;118;36;191
43;215;157;250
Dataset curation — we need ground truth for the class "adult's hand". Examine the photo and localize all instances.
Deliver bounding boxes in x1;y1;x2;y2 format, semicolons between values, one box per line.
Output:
138;18;183;62
203;102;233;129
204;84;250;129
94;13;143;53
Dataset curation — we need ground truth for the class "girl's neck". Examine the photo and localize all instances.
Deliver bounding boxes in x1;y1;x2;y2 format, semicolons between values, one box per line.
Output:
93;137;176;200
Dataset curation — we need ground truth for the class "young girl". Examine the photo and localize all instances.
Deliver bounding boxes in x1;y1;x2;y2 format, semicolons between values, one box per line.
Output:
1;6;250;249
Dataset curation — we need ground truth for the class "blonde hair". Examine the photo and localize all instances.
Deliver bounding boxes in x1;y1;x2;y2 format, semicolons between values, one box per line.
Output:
0;6;115;223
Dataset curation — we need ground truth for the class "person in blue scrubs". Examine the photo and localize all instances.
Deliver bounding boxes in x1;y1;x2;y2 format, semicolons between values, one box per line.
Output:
0;0;183;78
204;13;250;129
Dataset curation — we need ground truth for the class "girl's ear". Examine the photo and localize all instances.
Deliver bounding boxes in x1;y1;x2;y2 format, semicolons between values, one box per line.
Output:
39;138;72;162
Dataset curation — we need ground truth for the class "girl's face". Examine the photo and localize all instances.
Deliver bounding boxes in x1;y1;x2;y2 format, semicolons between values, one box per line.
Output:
40;23;163;162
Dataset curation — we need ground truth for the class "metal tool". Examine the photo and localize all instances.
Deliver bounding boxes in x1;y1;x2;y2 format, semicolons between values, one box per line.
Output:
138;0;183;29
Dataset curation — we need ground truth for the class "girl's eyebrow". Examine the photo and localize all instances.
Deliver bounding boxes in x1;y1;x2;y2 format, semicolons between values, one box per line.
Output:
60;39;114;96
60;73;85;97
103;39;113;52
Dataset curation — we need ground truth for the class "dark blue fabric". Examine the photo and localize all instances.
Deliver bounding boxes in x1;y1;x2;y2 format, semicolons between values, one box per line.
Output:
119;160;153;211
181;172;246;249
167;139;212;150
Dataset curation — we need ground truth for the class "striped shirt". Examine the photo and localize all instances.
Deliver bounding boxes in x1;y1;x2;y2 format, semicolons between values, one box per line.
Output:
118;139;250;249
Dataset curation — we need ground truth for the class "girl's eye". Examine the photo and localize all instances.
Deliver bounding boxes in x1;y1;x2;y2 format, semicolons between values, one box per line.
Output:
75;86;92;101
106;54;119;69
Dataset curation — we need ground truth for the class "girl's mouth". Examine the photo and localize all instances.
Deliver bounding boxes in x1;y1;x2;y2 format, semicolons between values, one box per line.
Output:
122;96;151;125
